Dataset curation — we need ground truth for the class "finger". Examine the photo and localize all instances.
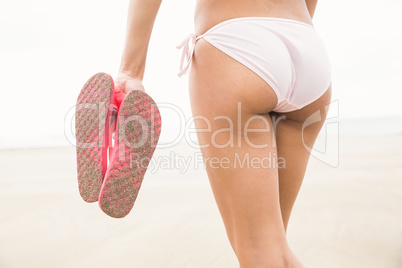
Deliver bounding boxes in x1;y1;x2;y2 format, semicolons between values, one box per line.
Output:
126;80;145;92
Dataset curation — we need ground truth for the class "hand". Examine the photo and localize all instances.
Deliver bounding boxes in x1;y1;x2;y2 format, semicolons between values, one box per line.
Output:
114;71;145;94
113;72;145;109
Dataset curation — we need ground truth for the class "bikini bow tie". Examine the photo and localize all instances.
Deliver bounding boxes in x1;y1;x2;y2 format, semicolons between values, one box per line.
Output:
176;34;199;77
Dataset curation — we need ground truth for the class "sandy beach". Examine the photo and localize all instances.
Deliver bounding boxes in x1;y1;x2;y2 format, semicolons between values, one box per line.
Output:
0;134;401;268
1;0;402;266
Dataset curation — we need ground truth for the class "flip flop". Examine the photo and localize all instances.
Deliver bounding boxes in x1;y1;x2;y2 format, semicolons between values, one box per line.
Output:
75;73;116;202
99;89;162;218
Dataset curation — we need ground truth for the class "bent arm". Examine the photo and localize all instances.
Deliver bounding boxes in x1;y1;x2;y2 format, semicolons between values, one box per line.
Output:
119;0;163;80
305;0;318;19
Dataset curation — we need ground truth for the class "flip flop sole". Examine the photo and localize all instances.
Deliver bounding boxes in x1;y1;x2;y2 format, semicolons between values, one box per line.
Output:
75;73;114;202
99;90;161;218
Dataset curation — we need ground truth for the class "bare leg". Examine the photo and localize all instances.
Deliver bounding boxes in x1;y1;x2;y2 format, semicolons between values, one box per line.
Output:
273;86;332;232
261;86;332;267
189;39;291;267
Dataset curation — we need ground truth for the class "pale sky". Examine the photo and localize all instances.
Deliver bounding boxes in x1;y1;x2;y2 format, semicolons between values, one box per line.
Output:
0;0;401;148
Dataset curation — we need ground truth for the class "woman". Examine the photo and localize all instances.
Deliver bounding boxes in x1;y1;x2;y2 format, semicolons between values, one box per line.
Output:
116;0;331;266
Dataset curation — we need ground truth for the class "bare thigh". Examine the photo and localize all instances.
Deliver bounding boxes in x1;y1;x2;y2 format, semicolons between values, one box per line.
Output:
188;39;290;264
271;85;332;231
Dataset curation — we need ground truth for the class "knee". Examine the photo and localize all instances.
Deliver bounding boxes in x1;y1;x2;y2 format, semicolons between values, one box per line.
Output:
235;242;290;268
238;250;290;268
